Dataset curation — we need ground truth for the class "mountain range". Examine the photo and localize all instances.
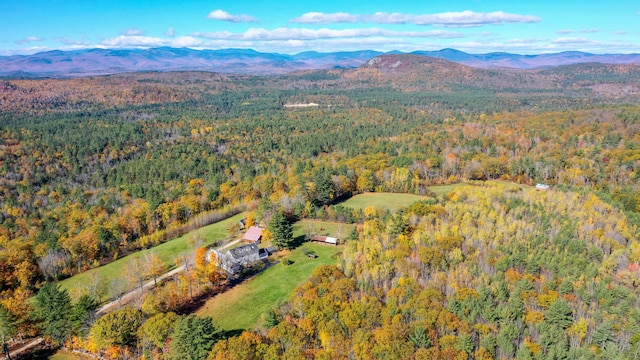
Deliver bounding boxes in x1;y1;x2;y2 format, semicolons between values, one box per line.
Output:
1;47;640;77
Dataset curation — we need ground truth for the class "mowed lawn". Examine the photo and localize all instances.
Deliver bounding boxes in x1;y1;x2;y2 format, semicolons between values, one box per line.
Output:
428;184;460;196
196;220;353;331
58;213;244;301
341;192;429;212
341;185;461;212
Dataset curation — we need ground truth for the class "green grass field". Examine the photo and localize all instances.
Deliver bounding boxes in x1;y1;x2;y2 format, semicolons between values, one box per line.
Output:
340;185;461;212
196;220;353;331
428;184;460;196
341;192;429;212
294;219;355;240
58;213;244;301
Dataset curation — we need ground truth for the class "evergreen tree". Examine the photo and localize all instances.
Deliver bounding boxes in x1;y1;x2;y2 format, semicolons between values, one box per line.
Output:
592;321;614;349
32;283;73;345
269;211;294;250
545;299;573;329
408;326;431;348
70;294;99;338
170;315;219;360
515;343;533;360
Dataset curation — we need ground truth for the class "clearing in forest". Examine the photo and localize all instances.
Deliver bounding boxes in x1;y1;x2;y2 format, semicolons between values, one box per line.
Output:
195;220;353;331
341;185;462;212
341;192;429;212
342;191;441;212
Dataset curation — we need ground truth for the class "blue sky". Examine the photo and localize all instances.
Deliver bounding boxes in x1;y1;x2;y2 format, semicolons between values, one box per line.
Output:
1;0;639;55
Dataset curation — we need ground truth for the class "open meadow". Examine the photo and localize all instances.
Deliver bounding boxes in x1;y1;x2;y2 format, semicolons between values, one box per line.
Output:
340;184;459;212
340;192;429;212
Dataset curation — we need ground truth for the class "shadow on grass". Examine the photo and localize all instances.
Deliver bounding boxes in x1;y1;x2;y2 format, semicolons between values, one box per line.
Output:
218;329;244;339
18;346;58;360
292;234;307;248
174;259;273;316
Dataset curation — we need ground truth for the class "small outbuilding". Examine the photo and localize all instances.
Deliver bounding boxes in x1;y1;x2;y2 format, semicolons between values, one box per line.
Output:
535;183;550;191
310;235;338;246
242;226;264;243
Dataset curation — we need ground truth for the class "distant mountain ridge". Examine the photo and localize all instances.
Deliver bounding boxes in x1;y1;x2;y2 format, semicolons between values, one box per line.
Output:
1;47;640;77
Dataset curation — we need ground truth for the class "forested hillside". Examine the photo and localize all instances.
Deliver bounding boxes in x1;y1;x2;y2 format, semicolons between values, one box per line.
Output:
1;55;640;358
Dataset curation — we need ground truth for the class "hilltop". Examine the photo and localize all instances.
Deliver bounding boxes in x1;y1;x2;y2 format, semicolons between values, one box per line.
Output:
3;54;640;115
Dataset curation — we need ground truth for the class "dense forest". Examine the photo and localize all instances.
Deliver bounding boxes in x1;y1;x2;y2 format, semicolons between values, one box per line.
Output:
1;55;640;359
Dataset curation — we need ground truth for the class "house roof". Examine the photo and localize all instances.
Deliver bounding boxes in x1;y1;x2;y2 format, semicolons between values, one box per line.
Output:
325;237;338;244
229;243;259;260
242;226;263;242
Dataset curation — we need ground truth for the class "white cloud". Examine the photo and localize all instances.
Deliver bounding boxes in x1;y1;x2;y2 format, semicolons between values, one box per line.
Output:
121;28;145;36
552;37;592;44
556;28;598;35
207;9;257;23
2;45;50;55
365;10;540;27
242;37;411;53
15;36;43;44
171;36;202;47
291;12;360;24
286;10;539;27
165;27;176;37
192;27;464;41
101;35;159;47
100;35;202;48
450;38;640;54
508;38;546;44
192;30;235;39
611;31;628;35
55;37;90;46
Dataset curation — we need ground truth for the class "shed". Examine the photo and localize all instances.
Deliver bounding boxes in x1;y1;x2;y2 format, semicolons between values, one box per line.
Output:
535;183;550;191
311;235;338;246
242;226;264;243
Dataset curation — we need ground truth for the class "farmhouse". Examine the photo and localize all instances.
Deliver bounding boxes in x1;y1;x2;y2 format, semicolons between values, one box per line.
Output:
211;243;260;274
310;235;338;246
242;226;264;243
